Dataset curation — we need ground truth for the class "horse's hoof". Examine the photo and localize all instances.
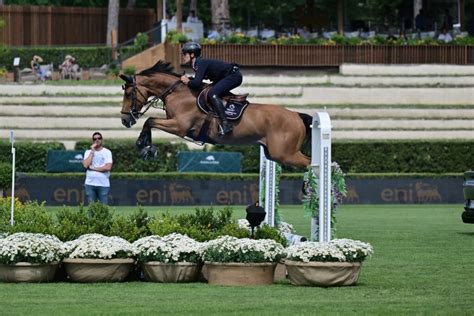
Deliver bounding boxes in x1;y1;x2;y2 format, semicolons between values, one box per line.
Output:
140;145;158;161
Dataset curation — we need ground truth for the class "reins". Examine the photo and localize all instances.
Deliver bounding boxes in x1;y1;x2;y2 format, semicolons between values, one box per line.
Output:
121;75;182;120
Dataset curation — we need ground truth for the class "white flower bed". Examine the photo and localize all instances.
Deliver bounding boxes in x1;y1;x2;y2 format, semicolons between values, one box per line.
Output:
64;234;134;259
286;239;374;263
203;235;285;263
133;233;204;263
0;232;65;264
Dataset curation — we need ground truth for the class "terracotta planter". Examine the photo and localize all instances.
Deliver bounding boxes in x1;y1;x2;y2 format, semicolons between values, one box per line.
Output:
274;261;287;282
285;260;361;287
142;262;201;283
63;258;134;283
205;262;276;286
0;262;58;283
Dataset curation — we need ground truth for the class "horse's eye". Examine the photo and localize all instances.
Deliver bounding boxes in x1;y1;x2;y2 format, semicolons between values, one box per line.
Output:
122;85;126;90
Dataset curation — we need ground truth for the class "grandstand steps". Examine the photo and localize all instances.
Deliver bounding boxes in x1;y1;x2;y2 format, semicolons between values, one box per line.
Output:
0;63;472;144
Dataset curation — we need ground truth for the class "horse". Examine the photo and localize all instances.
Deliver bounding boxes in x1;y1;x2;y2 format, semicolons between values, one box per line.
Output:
120;60;313;168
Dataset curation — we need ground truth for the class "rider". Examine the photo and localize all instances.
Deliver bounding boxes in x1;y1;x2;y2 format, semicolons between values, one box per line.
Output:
180;41;242;136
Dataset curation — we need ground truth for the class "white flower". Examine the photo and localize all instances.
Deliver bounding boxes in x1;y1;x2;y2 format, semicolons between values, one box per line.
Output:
64;234;134;259
0;232;65;264
133;233;204;263
203;235;285;263
286;239;373;263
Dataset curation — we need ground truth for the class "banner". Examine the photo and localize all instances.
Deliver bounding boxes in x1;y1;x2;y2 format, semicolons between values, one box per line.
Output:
46;150;85;173
177;152;242;173
11;176;464;206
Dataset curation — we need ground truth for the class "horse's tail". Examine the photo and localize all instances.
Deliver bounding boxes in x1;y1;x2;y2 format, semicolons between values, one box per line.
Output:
298;112;312;158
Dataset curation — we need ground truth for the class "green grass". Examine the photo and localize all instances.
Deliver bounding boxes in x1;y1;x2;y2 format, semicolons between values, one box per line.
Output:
2;204;474;315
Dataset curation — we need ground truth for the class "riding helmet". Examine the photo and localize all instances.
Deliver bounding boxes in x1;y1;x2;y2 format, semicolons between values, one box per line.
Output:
182;42;202;57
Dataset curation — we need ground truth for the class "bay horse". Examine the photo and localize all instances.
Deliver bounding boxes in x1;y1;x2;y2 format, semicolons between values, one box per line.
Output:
120;60;312;168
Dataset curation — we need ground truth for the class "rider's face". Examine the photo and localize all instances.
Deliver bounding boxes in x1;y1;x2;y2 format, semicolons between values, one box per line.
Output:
182;52;193;64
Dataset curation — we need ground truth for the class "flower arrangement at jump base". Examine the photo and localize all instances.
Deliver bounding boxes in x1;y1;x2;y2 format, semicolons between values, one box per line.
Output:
0;232;65;282
303;162;347;241
284;239;374;287
203;235;285;286
133;233;205;282
62;234;135;282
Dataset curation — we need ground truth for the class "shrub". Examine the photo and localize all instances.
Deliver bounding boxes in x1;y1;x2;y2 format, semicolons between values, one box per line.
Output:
6;201;55;235
109;207;152;242
0;162;12;191
123;65;136;76
54;205;91;241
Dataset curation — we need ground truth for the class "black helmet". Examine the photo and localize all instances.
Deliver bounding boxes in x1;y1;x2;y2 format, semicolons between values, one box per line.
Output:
182;42;201;57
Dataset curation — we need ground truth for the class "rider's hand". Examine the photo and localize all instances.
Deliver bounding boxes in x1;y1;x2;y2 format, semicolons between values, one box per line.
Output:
180;75;189;85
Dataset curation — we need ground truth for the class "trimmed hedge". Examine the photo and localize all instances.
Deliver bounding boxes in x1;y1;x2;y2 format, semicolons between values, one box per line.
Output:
75;140;188;173
1;140;472;173
0;141;64;172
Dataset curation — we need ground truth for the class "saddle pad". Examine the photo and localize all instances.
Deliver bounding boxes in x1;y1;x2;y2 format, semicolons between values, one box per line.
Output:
197;90;249;121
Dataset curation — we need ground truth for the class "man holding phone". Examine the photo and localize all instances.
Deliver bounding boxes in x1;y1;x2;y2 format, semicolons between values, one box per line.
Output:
82;132;113;205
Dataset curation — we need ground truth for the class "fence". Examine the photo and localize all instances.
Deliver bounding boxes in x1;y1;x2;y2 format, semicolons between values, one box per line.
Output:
0;5;156;46
165;44;474;70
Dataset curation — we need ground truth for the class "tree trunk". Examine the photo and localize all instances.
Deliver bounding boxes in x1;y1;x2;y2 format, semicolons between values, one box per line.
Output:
176;0;183;33
190;0;198;13
211;0;230;33
106;0;120;45
126;0;136;8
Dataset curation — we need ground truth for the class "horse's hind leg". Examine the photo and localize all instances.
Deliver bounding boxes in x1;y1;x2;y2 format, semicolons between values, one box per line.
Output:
278;151;310;168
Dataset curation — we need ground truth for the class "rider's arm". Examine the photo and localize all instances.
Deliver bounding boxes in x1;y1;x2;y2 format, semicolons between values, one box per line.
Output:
187;60;207;90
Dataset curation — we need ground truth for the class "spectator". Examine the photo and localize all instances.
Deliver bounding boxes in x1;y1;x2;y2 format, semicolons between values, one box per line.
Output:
186;10;200;23
297;26;311;40
441;9;453;31
82;132;113;205
438;28;453;43
30;55;45;81
415;8;427;31
60;55;74;79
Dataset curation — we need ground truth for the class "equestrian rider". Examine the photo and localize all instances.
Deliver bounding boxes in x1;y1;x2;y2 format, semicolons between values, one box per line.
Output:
180;42;242;136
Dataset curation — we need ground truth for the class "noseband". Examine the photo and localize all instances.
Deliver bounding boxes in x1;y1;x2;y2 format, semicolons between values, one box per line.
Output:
121;75;182;121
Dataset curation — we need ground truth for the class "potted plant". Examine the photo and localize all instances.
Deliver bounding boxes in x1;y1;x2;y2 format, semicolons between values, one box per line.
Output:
63;233;135;282
133;233;204;283
284;238;374;287
203;235;285;286
0;232;65;282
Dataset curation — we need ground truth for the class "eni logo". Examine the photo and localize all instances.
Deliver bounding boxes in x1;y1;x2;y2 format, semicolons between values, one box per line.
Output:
169;183;194;204
415;182;442;202
344;185;360;203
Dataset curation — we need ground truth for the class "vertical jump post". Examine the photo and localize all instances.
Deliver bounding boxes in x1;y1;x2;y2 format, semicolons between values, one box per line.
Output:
259;146;276;227
10;130;15;226
311;112;332;242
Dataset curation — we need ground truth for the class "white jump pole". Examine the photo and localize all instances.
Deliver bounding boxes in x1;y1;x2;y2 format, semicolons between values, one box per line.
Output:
311;112;332;242
259;146;276;227
10;130;15;226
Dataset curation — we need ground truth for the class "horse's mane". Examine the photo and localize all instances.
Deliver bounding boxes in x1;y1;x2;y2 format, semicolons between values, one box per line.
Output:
138;60;181;77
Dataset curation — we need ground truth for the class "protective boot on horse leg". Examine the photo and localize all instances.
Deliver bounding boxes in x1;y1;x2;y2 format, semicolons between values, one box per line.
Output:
210;94;233;136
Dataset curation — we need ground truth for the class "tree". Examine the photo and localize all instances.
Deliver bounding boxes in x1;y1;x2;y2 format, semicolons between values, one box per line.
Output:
106;0;119;46
211;0;230;33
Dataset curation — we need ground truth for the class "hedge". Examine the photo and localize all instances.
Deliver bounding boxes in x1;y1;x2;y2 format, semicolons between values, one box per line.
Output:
1;140;472;174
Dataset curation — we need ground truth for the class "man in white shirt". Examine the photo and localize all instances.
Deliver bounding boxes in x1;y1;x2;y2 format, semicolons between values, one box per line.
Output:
82;132;113;205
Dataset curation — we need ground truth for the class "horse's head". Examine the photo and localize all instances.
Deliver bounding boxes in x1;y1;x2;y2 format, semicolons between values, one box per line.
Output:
120;74;151;128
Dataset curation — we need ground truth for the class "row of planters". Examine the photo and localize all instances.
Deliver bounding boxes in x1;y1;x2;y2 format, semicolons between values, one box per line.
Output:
0;232;373;287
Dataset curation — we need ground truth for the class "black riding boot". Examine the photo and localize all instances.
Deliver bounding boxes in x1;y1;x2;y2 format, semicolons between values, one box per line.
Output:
210;94;233;136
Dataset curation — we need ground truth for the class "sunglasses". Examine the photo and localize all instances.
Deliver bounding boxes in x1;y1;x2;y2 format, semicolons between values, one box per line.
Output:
93;137;102;141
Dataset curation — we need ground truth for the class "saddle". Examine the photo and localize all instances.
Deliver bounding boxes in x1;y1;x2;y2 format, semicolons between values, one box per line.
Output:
197;86;249;121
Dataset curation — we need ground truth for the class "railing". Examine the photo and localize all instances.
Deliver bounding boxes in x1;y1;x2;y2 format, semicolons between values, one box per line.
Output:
165;44;474;70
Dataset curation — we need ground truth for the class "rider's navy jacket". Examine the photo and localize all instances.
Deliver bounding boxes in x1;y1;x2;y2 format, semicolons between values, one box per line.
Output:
187;57;235;90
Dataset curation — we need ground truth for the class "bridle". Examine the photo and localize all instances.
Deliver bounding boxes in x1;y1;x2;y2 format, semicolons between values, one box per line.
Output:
121;75;182;122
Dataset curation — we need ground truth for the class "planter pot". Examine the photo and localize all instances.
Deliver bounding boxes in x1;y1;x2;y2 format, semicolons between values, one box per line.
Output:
63;258;134;283
0;262;58;283
205;262;276;286
285;260;361;287
274;261;287;282
142;262;201;283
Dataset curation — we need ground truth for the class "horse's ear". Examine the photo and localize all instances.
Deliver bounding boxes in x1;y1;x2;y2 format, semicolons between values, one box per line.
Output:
119;74;133;83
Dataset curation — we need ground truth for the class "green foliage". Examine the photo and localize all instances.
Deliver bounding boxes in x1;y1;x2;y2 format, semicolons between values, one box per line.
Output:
0;163;12;190
109;207;152;241
254;224;287;247
86;202;114;235
0;141;64;173
54;205;91;241
148;207;252;242
7;201;55;235
167;30;189;44
123;65;136;76
133;32;149;51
